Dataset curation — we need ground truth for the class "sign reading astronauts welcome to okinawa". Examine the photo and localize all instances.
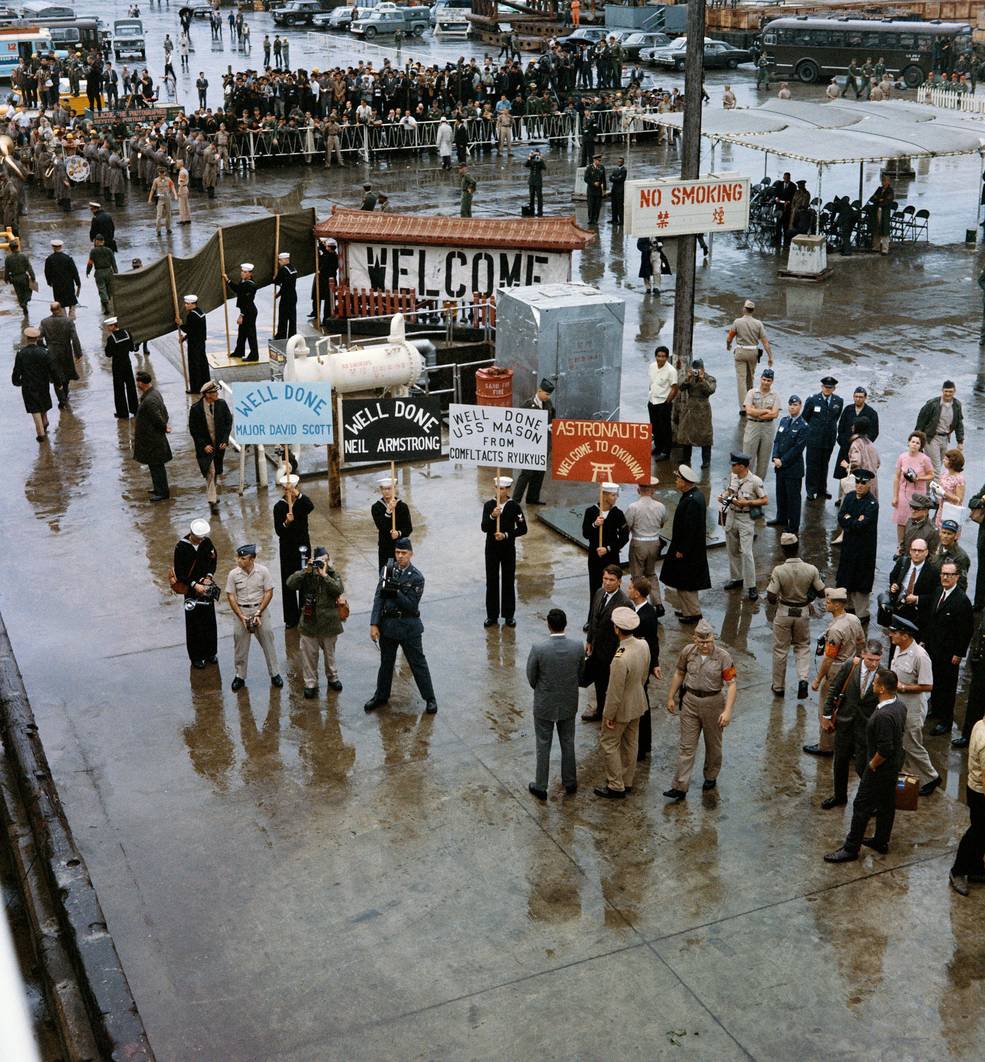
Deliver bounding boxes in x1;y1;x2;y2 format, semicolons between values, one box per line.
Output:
627;174;751;237
231;382;334;442
347;243;569;298
551;419;652;483
448;403;550;470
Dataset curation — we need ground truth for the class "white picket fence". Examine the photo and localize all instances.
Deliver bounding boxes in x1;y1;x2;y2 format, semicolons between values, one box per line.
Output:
916;85;985;114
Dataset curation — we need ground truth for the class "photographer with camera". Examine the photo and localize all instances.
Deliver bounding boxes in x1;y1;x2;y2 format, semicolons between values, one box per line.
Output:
364;538;437;716
173;518;219;670
286;547;346;700
225;544;283;693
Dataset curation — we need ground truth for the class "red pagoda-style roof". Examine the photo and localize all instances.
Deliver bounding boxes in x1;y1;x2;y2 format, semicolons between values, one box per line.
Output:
314;207;595;252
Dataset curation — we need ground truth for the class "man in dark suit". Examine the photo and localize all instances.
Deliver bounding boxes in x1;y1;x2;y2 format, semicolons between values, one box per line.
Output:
582;565;629;722
188;380;232;515
834;386;879;488
512;378;555;505
627;575;660;760
659;464;709;624
825;668;907;862
526;608;585;799
803;376;844;500
820;640;883;808
886;538;938;636
925;562;974;735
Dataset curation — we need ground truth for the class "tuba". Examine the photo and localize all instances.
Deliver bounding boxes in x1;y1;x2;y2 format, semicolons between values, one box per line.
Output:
0;134;25;180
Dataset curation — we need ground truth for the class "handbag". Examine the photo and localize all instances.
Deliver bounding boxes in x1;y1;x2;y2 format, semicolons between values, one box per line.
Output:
829;656;860;724
941;501;965;526
895;773;920;811
337;596;350;622
578;653;595;688
970;505;985;525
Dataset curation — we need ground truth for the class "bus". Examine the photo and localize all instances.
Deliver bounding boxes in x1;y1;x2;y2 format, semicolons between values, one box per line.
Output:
0;26;53;78
760;16;973;88
28;15;102;54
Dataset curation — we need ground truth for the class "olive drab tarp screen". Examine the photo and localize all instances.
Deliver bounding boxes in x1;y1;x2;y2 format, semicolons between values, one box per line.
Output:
113;208;317;343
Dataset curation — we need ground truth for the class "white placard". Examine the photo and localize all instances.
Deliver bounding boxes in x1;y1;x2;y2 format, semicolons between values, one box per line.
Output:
448;403;550;471
626;173;750;237
347;243;569;299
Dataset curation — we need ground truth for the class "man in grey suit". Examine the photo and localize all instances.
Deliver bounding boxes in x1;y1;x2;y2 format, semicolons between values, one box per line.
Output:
526;608;585;800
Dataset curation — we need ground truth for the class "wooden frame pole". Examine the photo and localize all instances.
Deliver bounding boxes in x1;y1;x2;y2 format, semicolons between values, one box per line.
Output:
313;234;322;332
165;253;188;390
217;228;231;359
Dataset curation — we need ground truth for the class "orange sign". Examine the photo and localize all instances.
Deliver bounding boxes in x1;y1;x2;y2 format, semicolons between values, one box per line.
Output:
551;420;652;484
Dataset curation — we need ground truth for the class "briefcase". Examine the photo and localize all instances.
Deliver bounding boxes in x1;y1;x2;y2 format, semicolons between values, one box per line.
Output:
895;773;919;811
520;204;532;217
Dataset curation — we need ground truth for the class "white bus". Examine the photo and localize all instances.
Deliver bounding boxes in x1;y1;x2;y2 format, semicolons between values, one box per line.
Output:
0;26;54;79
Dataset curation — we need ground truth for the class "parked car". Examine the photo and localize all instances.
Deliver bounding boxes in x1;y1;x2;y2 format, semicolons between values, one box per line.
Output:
556;27;608;52
272;0;332;27
642;36;718;67
351;7;430;38
619;31;672;58
316;3;399;30
112;17;145;60
187;3;217;18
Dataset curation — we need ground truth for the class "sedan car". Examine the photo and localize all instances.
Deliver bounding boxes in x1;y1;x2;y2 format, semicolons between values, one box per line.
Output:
644;37;751;70
556;27;608;52
619;31;671;58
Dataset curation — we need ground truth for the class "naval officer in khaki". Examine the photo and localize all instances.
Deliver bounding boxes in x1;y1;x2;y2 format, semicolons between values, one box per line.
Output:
806;587;865;756
720;451;768;601
766;532;825;699
664;620;737;800
594;606;651;800
225;543;283;692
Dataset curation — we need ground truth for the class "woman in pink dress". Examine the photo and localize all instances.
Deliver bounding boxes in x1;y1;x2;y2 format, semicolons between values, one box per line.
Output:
935;448;967;533
892;430;934;544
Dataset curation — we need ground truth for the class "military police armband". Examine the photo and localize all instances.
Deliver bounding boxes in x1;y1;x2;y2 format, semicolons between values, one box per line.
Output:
722;666;736;682
824;641;839;659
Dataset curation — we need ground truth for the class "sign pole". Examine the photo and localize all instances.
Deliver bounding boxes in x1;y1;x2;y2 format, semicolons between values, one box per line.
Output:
271;213;280;338
598;483;604;551
313;234;322;333
328;390;342;509
165;253;188;390
671;0;706;372
495;467;501;534
217;228;231;359
390;459;397;532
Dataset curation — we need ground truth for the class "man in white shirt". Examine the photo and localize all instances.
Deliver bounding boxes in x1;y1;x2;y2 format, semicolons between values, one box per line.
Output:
888;616;941;796
625;478;666;614
647;345;678;461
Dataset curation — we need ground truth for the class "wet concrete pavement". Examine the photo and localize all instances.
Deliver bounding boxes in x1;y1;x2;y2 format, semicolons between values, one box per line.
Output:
1;6;985;1060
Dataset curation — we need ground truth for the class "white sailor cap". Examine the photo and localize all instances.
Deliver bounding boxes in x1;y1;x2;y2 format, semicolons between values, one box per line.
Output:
601;482;620;493
104;316;118;326
376;477;395;488
494;476;513;488
88;200;101;208
190;518;211;537
240;262;255;271
278;252;290;261
278;473;300;488
50;238;63;247
183;294;198;303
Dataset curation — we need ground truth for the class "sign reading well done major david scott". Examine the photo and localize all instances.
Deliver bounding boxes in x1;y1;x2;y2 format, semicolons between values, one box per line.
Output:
340;397;442;464
626;174;750;238
448;403;550;470
230;381;334;443
551;419;652;483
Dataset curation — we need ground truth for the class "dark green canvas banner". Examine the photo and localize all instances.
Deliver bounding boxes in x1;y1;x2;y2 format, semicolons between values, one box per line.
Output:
114;208;317;343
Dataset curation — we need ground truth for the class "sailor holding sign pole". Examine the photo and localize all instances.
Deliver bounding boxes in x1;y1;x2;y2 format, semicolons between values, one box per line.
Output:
482;475;527;628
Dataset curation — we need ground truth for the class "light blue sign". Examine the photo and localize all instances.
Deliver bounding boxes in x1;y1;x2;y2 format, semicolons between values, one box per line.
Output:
230;381;334;443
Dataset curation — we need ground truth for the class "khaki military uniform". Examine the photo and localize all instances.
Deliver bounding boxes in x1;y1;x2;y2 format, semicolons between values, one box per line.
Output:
625;494;666;607
742;388;780;480
817;611;865;750
890;639;938;788
729;314;766;408
672;643;736;791
767;558;825;690
225;563;280;680
600;635;650;792
723;471;767;590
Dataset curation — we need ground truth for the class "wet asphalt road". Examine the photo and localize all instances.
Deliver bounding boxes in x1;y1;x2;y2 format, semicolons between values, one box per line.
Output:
1;4;985;1060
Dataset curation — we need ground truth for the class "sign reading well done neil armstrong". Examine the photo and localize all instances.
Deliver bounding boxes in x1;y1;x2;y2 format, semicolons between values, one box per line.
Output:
347;243;569;298
626;174;750;238
340;397;442;464
231;382;334;443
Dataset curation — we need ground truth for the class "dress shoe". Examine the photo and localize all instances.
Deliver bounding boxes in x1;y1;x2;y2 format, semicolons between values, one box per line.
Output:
623;787;634;795
952;736;970;749
949;870;969;896
771;687;785;697
673;609;683;618
528;499;547;505
663;788;686;801
821;796;847;810
653;452;670;461
483;618;498;628
327;679;343;691
192;659;208;669
723;579;743;590
929;722;952;737
149;493;170;502
823;847;858;863
798;680;810;700
364;697;387;712
967;871;985;883
303;687;318;699
702;778;717;791
803;744;833;757
919;776;942;797
824;492;833;499
581;711;601;722
271;674;284;688
504;618;517;627
746;588;759;602
528;783;548;801
861;837;889;854
701;460;711;469
766;519;785;527
857;615;870;625
564;783;578;795
594;785;625;799
679;614;702;625
425;700;438;714
637;750;649;762
285;623;298;630
231;677;246;692
806;492;819;501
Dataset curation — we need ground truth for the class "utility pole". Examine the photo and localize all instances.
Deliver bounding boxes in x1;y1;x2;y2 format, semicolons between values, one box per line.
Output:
671;0;707;371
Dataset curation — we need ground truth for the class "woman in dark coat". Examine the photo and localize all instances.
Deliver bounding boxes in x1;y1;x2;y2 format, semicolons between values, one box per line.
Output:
11;327;53;441
132;373;172;500
660;465;710;622
835;468;879;620
637;236;671;294
173;519;218;668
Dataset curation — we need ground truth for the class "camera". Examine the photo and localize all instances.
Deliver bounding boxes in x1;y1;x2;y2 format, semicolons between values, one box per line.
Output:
903;467;917;483
381;559;402;597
